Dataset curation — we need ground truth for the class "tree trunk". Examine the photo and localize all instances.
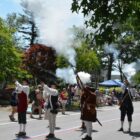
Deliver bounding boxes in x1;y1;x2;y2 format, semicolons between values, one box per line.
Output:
30;22;36;45
107;53;113;80
117;60;126;82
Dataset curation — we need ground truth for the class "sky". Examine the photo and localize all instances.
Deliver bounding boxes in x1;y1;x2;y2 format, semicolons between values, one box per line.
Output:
0;0;23;18
0;0;83;24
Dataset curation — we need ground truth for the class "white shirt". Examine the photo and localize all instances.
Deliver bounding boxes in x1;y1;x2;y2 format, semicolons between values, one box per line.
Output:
43;84;58;110
43;84;58;97
15;81;30;96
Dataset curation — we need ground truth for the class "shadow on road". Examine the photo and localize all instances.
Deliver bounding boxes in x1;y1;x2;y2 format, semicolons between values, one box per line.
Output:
47;126;61;130
13;136;63;140
129;131;140;139
55;127;61;130
45;137;62;140
92;129;98;132
13;135;30;140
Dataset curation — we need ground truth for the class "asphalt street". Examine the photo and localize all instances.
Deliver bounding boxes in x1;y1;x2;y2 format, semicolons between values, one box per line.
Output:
0;102;140;140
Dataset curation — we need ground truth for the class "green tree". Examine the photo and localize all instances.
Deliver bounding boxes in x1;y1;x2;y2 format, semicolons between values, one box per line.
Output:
76;42;100;73
112;16;140;81
71;0;140;45
0;18;22;88
57;26;100;72
76;42;100;86
117;16;140;62
131;71;140;85
56;55;69;68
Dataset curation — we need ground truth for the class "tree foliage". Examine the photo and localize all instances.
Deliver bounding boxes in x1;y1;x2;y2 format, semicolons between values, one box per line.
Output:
117;17;140;63
23;44;57;82
56;55;69;68
112;16;140;81
131;71;140;85
71;0;140;45
56;26;100;74
76;42;100;73
0;18;23;84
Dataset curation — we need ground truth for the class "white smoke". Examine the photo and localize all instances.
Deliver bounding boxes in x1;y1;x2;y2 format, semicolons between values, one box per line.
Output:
134;59;140;72
21;0;84;66
21;0;93;84
104;43;119;59
56;67;76;84
112;60;139;82
104;43;134;80
77;71;91;84
56;67;91;84
124;63;136;76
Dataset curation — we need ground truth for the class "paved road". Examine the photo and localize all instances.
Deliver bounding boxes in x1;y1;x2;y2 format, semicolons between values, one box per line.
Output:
0;102;140;140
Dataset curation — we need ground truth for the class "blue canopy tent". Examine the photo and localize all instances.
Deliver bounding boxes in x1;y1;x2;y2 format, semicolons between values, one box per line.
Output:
99;80;124;87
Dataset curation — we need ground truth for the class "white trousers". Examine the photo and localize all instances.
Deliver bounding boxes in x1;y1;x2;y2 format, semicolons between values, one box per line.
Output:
84;121;92;137
48;110;57;134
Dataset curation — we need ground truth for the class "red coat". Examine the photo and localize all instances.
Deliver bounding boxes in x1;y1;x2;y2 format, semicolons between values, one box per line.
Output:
17;91;28;112
80;87;96;122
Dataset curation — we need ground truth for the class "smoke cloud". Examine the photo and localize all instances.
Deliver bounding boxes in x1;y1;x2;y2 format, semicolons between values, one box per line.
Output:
124;60;140;81
22;0;84;66
104;43;138;80
134;59;140;72
104;43;119;59
21;0;91;84
56;67;91;84
21;0;88;83
56;67;76;84
104;43;139;74
77;71;91;84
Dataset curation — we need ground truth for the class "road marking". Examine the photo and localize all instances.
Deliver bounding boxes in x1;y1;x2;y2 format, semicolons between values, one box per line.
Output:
0;111;81;126
0;112;80;126
0;107;138;126
100;112;140;124
25;112;140;140
26;126;80;140
0;118;34;126
0;119;9;122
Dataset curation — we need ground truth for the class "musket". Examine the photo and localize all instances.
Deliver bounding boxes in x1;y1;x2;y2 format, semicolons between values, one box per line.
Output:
69;63;84;90
76;73;85;90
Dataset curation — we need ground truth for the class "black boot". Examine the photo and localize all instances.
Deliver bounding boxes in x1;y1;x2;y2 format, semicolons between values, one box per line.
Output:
118;128;124;131
82;135;92;140
46;133;55;138
15;132;26;137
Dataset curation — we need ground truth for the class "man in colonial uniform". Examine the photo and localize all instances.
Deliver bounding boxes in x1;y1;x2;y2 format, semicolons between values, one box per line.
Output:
15;79;30;137
41;81;59;139
118;79;133;132
80;86;97;140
